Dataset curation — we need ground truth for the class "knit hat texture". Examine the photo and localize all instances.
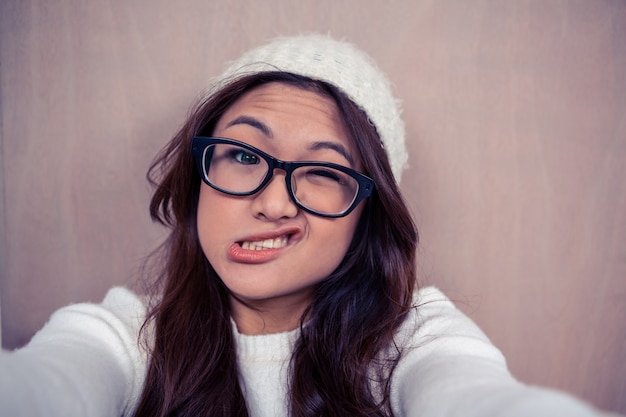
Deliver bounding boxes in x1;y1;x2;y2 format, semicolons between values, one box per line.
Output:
212;34;407;182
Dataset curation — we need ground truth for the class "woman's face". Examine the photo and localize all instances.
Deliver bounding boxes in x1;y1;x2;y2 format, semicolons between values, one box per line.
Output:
197;82;364;335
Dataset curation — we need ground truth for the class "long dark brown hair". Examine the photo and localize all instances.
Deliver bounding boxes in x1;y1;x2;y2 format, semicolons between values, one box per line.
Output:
133;72;418;417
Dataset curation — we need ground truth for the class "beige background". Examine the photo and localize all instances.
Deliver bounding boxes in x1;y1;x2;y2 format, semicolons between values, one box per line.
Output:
1;0;625;414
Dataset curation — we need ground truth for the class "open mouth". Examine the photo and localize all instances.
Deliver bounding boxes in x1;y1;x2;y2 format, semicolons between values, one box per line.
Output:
239;234;290;251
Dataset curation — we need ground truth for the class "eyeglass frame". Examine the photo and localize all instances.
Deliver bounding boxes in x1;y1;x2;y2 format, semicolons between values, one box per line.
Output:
191;136;375;218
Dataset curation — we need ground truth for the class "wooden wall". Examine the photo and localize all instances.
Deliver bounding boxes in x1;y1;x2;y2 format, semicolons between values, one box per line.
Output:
1;1;624;413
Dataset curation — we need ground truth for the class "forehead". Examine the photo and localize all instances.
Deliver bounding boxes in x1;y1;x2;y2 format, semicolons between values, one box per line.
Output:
212;82;361;165
216;82;345;135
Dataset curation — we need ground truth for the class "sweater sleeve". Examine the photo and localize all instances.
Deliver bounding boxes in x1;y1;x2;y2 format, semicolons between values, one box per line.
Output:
391;286;621;417
0;287;148;417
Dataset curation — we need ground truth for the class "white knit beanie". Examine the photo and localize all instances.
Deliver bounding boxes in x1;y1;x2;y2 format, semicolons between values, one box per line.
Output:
212;34;407;183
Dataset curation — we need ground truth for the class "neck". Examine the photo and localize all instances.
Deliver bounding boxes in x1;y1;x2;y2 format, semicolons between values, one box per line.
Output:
229;293;311;335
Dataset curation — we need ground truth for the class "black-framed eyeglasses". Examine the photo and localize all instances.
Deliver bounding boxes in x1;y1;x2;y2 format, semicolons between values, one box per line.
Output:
191;137;375;218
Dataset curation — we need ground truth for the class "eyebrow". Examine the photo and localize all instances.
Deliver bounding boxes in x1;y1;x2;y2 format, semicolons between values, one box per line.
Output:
308;141;355;166
226;115;354;166
226;115;273;138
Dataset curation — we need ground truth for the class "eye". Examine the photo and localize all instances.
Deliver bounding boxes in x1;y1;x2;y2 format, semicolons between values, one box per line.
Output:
310;168;339;180
230;149;260;165
305;168;346;184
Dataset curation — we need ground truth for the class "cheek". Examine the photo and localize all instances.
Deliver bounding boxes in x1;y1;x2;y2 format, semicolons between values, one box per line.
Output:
196;186;234;257
309;208;362;266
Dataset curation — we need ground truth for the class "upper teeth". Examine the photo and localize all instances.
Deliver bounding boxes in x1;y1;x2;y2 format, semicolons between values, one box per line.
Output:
241;236;288;250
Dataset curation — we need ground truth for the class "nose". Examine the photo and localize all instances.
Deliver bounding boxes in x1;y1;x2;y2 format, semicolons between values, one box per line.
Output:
250;170;299;221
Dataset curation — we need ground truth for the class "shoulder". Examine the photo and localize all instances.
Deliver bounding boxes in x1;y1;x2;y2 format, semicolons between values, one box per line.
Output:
95;286;148;329
32;286;148;347
397;286;501;358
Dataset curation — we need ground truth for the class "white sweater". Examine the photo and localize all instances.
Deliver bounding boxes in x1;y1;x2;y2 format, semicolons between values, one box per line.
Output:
0;286;618;417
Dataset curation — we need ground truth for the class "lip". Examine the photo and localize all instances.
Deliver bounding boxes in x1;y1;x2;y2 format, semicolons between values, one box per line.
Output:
228;227;302;264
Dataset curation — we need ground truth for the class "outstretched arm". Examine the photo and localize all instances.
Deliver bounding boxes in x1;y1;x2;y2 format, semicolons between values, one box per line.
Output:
392;286;621;417
0;287;147;417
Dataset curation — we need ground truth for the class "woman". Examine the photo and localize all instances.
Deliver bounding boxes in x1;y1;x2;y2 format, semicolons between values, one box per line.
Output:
0;34;617;417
